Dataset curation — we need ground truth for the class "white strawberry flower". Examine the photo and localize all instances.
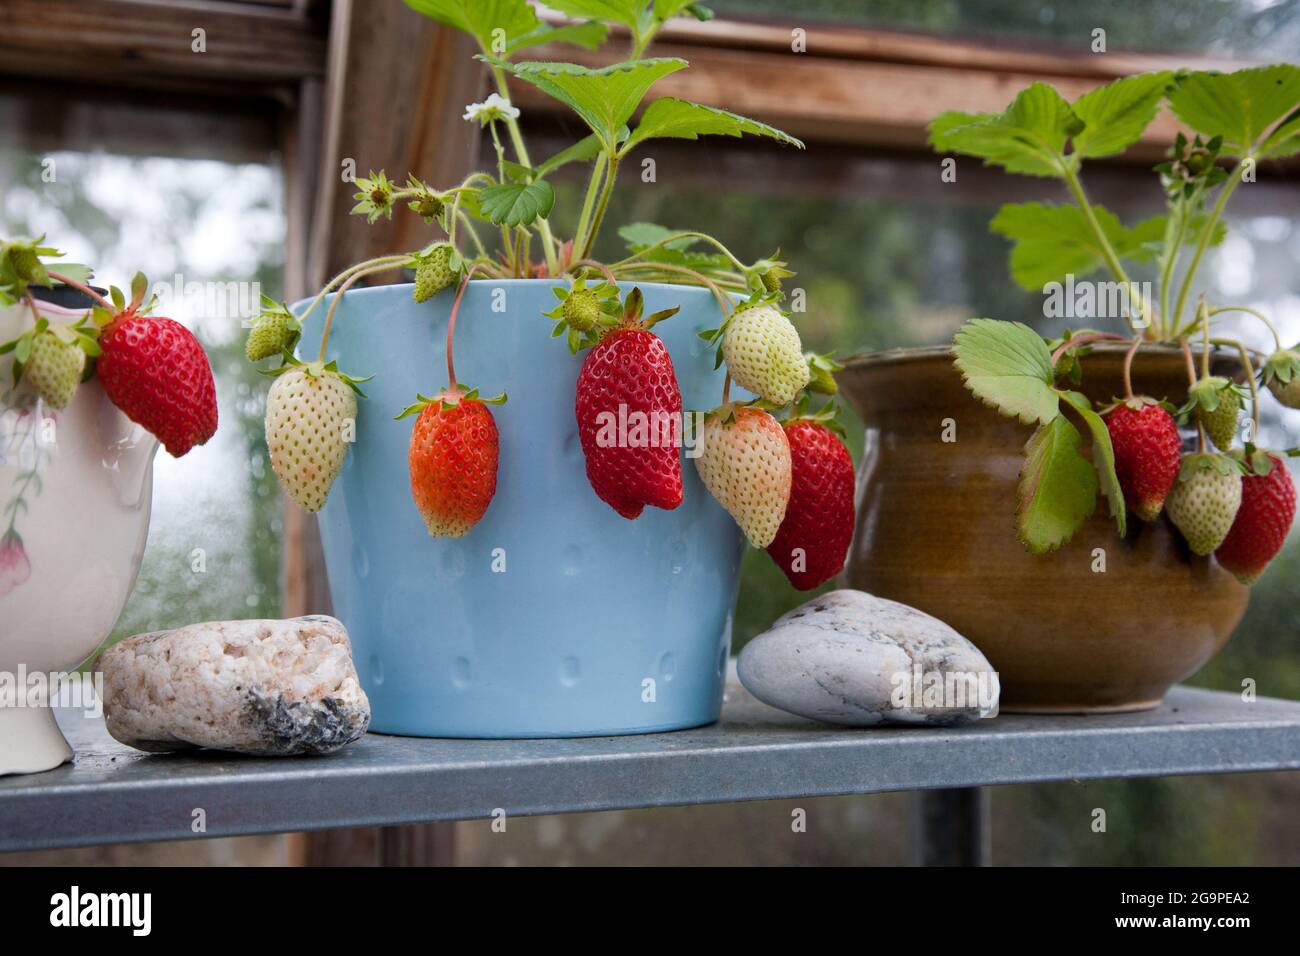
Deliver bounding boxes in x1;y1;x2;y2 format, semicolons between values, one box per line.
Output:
463;93;520;126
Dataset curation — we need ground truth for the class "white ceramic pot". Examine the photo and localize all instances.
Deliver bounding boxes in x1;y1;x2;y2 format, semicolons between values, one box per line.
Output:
0;298;158;775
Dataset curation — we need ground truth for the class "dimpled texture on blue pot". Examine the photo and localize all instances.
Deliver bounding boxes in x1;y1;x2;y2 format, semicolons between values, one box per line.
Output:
295;280;745;738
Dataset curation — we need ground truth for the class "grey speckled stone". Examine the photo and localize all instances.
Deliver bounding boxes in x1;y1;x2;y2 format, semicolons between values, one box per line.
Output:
99;615;369;756
737;590;999;726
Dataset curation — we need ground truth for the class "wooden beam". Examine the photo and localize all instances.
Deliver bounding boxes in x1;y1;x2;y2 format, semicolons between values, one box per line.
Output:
514;39;1194;158
306;0;484;290
291;0;484;869
0;78;279;162
636;16;1251;78
0;0;327;92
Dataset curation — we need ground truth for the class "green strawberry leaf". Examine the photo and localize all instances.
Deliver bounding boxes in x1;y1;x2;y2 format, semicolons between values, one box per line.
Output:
505;20;610;55
619;222;696;251
546;0;643;30
403;0;540;54
621;98;804;154
618;222;731;269
534;130;621;178
928;82;1081;178
953;318;1060;425
1169;65;1300;156
478;180;556;226
1261;106;1300;159
1017;414;1098;554
492;58;688;147
990;202;1164;290
1060;389;1126;537
1070;71;1174;159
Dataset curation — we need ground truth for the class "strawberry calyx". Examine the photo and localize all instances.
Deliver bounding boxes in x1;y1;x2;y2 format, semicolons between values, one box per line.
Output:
405;176;448;225
1261;346;1300;386
782;392;848;438
547;283;678;354
804;351;844;395
1233;442;1299;477
1097;394;1175;415
352;170;397;224
1177;375;1245;419
396;383;507;419
264;355;372;397
1177;450;1246;482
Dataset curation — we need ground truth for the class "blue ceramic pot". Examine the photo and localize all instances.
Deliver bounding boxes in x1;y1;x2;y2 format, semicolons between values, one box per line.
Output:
295;280;744;738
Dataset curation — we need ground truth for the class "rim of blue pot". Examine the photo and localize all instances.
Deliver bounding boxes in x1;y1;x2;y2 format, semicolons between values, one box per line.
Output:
291;278;728;314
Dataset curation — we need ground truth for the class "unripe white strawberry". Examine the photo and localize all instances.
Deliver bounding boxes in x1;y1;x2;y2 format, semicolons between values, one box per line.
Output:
265;363;359;512
722;304;809;406
24;329;85;409
695;405;792;548
1166;453;1243;556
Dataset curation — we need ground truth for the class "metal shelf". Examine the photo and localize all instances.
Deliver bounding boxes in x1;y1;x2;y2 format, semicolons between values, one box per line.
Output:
2;677;1299;853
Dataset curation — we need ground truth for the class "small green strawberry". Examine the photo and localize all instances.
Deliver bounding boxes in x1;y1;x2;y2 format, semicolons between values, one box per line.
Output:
23;328;87;409
1166;452;1245;555
747;253;795;296
244;298;301;362
1262;346;1300;409
405;177;445;223
543;276;620;352
805;351;844;395
719;300;809;406
413;243;459;303
1180;376;1246;451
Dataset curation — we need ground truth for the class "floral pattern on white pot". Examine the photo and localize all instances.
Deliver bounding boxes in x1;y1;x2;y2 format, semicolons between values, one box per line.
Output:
0;298;158;776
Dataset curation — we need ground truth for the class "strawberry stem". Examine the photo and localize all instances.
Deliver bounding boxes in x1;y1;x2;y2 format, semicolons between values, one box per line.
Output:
572;258;619;287
1208;305;1283;351
317;262;400;362
1180;337;1207;453
722;371;732;405
45;271;113;311
1122;335;1141;400
1048;332;1127;367
445;264;482;387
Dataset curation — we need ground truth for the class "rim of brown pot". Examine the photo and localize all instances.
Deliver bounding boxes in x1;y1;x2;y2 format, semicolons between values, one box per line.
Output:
838;340;1254;371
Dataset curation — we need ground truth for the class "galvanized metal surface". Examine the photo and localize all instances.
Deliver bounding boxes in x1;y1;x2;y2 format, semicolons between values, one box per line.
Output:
2;677;1299;852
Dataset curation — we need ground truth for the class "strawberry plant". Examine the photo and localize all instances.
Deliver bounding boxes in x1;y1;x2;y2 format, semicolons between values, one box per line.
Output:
935;65;1300;581
240;0;857;587
0;238;218;458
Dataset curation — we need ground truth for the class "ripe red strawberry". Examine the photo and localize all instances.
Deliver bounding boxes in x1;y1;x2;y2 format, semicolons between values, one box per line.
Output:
572;287;684;520
403;387;503;537
1215;454;1296;585
1102;397;1182;521
766;418;856;590
94;275;217;457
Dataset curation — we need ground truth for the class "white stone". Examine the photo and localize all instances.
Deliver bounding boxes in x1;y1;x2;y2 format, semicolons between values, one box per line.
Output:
99;615;370;755
737;590;999;726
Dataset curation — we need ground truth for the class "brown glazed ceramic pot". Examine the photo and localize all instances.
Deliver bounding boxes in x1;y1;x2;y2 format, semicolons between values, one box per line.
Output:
837;343;1249;713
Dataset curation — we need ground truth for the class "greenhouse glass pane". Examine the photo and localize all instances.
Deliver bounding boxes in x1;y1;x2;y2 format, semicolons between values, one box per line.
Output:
0;146;286;644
